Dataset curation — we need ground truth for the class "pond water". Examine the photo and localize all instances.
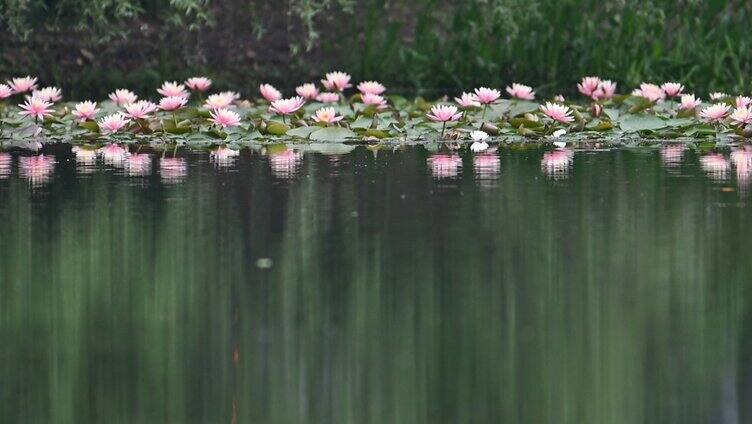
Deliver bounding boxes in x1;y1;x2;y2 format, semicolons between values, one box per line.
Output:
1;143;752;423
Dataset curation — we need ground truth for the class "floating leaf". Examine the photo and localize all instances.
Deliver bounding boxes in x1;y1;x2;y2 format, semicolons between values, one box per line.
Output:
618;115;666;131
286;126;319;138
309;126;357;142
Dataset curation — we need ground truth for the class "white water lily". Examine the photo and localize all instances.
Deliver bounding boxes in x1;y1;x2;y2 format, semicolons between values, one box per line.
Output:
552;129;567;138
471;141;489;152
470;130;489;141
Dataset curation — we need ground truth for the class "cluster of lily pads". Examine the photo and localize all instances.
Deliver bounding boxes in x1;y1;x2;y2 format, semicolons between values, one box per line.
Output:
0;73;750;151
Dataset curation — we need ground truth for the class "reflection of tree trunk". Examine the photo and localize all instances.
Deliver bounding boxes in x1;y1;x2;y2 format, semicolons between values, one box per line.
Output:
721;361;738;424
738;303;752;423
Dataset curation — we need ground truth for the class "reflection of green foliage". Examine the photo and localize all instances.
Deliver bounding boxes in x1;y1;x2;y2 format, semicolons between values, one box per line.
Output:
0;148;751;422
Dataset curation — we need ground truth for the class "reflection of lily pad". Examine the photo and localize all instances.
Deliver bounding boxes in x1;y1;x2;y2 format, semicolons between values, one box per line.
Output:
309;126;357;142
296;143;356;155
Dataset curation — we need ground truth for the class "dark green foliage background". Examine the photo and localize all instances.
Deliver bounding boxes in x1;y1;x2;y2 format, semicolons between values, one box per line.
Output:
1;0;750;98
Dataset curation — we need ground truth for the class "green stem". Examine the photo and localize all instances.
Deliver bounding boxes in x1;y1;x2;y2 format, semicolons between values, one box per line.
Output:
440;121;446;139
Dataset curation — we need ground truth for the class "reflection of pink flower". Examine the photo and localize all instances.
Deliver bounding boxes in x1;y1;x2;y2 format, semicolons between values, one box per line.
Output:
98;143;129;164
0;153;11;179
732;147;752;190
428;154;462;178
473;153;500;178
160;157;187;183
269;148;302;178
210;146;240;166
19;155;54;186
660;144;685;167
700;153;730;181
541;149;574;179
126;153;152;176
72;146;98;164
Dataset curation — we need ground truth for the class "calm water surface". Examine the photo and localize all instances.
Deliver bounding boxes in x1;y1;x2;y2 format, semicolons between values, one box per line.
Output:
2;143;752;423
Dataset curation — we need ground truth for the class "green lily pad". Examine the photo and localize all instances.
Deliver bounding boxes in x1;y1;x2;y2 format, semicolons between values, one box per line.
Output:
309;126;357;142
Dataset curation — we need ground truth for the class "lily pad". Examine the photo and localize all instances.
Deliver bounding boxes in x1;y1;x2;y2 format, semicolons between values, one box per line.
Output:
618;115;666;132
309;126;358;142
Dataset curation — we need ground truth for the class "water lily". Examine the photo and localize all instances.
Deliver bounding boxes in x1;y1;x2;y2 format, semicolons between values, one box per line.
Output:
469;130;489;152
205;92;236;110
427;104;462;138
699;103;730;123
710;92;728;101
577;77;601;98
540;102;574;124
470;130;489;141
361;93;387;109
474;87;501;105
259;84;282;102
98;113;131;134
159;96;188;111
0;84;12;100
126;154;152;176
185;77;212;92
736;96;752;109
157;81;189;98
72;101;100;121
357;81;386;95
730;107;752;126
455;92;480;108
8;76;38;93
635;83;665;103
505;83;535;100
316;92;339;103
123;100;158;120
661;82;684;97
321;71;352;92
31;86;62;103
312;107;343;124
296;83;320;100
18;97;54;121
208;108;242;128
679;94;702;110
109;89;138;106
269;96;305;122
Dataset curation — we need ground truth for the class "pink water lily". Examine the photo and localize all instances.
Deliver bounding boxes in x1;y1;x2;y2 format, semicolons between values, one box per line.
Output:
269;96;305;118
635;83;665;103
730;107;752;125
259;84;282;102
357;81;386;95
204;92;236;110
540;102;574;124
577;77;601;97
8;76;38;93
710;92;728;101
661;82;684;97
109;89;138;106
474;87;501;104
31;86;62;102
427;104;462;122
321;72;352;92
185;77;212;92
0;84;12;99
679;94;701;110
455;92;480;108
123;100;158;119
362;93;387;109
159;96;188;111
592;80;617;100
209;108;242;128
72;101;100;121
18;97;54;121
157;81;189;98
316;92;339;103
98;113;131;134
699;103;731;122
505;83;535;100
736;96;752;109
296;83;320;100
312;107;343;124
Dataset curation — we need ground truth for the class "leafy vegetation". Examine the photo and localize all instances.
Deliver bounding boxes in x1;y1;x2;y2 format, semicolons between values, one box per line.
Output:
1;0;751;97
